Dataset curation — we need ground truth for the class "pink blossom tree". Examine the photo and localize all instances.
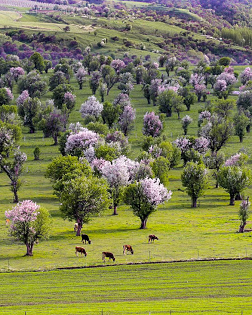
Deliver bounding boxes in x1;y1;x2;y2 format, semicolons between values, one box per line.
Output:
124;178;172;228
80;95;103;121
65;129;99;157
224;153;248;167
174;136;209;165
64;92;76;112
113;93;131;108
111;59;126;73
10;67;25;82
150;79;162;106
40;109;68;145
194;83;207;102
75;67;87;90
240;67;252;85
142;112;163;137
189;73;205;87
198;110;211;127
89;71;101;95
5;200;50;256
16;90;29;107
119;105;136;136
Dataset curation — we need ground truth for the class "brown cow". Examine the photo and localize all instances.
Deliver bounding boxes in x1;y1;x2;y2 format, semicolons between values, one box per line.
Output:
102;252;115;262
148;235;159;243
123;245;134;255
75;246;87;257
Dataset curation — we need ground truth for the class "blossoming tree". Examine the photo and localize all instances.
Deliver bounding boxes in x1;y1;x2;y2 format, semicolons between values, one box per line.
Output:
80;95;103;121
124;178;172;229
101;156;134;215
65;128;99;157
5;200;51;256
119;105;136;136
142;112;163;137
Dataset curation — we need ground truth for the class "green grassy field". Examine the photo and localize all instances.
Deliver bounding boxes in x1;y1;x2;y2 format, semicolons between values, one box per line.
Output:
1;72;252;272
0;260;252;314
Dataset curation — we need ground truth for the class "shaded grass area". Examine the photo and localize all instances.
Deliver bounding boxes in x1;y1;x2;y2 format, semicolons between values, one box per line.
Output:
0;260;252;314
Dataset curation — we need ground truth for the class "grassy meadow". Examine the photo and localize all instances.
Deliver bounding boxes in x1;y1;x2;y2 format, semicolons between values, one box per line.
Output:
1;260;252;314
1;68;252;272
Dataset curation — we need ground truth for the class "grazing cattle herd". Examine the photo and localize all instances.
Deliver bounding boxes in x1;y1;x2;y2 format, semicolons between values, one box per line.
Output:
74;225;159;263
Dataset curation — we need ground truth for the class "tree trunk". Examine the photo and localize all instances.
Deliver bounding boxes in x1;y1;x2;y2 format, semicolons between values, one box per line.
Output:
147;97;150;104
239;135;243;143
25;243;34;256
12;181;19;203
76;220;82;236
230;194;235;206
79;82;83;90
246;124;250;133
235;193;242;200
29;125;35;133
53;134;58;145
166;109;172;117
140;218;147;229
192;196;197;208
113;204;118;215
239;222;246;233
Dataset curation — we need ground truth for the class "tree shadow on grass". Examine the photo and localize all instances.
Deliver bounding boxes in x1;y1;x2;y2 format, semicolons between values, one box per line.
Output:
85;227;139;234
49;230;77;241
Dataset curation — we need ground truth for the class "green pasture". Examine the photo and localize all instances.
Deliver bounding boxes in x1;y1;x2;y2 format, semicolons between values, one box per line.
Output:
0;260;252;314
0;11;93;33
1;69;252;272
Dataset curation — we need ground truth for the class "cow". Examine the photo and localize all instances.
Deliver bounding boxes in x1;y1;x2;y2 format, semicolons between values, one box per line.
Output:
148;235;159;243
102;252;115;262
81;234;91;244
75;246;87;257
74;223;78;232
123;245;134;255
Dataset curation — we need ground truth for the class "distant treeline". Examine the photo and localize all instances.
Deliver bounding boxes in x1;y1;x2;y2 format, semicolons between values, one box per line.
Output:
222;27;252;48
31;0;78;4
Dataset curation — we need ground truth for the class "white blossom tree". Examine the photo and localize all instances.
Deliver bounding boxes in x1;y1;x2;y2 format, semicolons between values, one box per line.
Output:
80;95;103;121
124;178;172;228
